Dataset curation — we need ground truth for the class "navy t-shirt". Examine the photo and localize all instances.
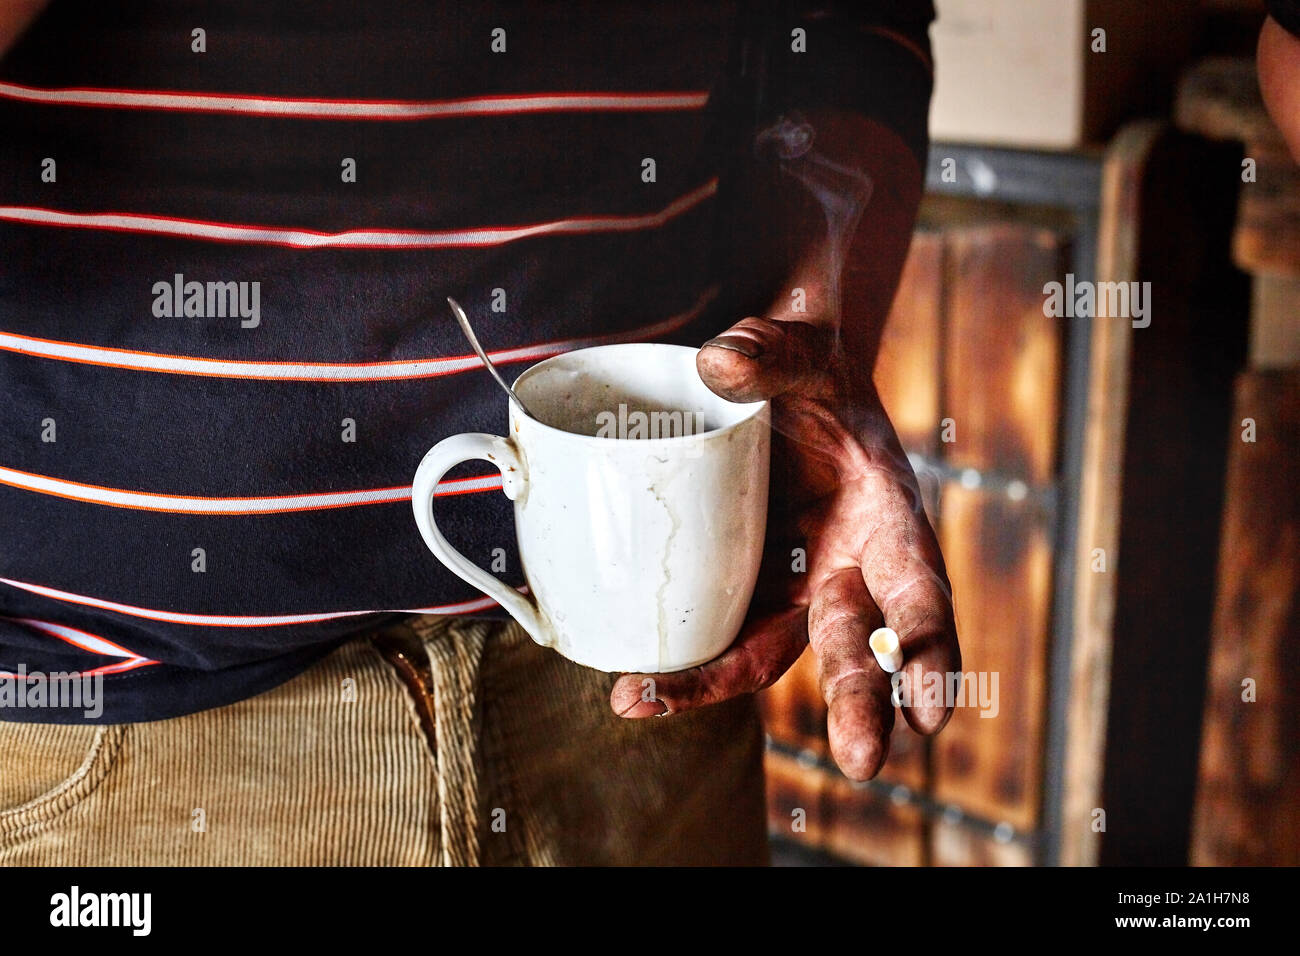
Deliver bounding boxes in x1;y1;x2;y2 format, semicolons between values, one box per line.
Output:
0;0;933;722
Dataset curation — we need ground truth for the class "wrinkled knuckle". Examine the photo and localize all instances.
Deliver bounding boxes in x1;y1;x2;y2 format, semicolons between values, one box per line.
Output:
809;597;860;637
822;665;872;705
883;570;943;609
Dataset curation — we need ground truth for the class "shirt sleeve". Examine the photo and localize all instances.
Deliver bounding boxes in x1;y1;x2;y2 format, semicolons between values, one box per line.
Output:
743;0;936;167
1267;0;1300;38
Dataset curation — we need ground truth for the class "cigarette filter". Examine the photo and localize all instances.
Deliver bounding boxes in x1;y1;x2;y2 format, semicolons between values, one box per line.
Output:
869;626;903;673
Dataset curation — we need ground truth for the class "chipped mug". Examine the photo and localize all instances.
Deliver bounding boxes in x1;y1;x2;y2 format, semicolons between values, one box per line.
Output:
412;343;770;673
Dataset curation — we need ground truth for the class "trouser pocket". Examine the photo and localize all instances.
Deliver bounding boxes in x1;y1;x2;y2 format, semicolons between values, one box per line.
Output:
0;723;126;842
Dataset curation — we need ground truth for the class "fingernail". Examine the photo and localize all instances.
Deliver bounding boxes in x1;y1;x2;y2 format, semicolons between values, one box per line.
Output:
619;698;669;718
703;334;763;359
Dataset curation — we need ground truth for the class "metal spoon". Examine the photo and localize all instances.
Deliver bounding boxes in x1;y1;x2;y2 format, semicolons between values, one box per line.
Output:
446;296;535;420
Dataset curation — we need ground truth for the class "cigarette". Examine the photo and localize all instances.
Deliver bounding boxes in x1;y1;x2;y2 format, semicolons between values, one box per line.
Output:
869;626;903;673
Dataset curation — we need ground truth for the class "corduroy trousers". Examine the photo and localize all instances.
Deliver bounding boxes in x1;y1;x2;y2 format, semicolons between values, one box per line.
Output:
0;616;768;866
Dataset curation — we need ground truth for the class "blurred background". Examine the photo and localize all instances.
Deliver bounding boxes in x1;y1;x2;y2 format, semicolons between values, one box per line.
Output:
764;0;1298;866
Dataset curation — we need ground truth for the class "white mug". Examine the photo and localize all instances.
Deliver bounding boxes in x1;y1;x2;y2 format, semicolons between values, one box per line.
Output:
411;343;770;673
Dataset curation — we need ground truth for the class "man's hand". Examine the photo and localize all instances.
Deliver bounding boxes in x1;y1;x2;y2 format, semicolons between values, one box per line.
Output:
610;310;961;781
609;107;957;781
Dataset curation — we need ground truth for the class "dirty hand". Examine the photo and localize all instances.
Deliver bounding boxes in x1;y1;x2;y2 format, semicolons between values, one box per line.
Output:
610;311;962;781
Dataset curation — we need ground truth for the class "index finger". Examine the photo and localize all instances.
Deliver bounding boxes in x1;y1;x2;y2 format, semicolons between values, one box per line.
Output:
851;431;961;735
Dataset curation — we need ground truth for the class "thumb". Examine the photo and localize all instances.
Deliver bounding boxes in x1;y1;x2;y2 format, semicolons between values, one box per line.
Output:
698;316;832;403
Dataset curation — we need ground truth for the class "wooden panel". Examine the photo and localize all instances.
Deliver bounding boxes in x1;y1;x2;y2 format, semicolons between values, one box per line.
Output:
1095;132;1248;866
880;717;929;791
763;751;927;865
1061;123;1154;867
942;223;1066;483
765;750;827;847
875;230;944;457
933;484;1054;831
1065;124;1249;865
758;650;827;757
1192;370;1300;865
929;220;1062;835
822;775;925;866
931;820;1034;866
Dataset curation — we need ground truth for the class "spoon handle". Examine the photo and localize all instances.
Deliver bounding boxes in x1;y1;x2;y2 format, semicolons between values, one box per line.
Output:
447;297;532;417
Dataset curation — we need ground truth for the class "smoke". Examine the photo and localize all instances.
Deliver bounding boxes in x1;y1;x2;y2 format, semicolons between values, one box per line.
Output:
752;114;937;530
754;112;874;329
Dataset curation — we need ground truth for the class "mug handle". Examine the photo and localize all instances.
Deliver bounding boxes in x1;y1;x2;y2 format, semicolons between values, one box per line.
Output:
411;433;552;647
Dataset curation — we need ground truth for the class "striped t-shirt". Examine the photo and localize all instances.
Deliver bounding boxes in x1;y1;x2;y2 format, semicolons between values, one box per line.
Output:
0;0;933;722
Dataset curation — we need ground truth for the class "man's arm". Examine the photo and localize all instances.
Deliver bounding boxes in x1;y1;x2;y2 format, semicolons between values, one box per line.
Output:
739;0;935;367
0;0;48;60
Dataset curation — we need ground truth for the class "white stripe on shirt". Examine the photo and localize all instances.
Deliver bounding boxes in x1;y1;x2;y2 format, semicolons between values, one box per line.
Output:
0;285;718;380
0;577;503;626
0;178;717;248
0;81;710;119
